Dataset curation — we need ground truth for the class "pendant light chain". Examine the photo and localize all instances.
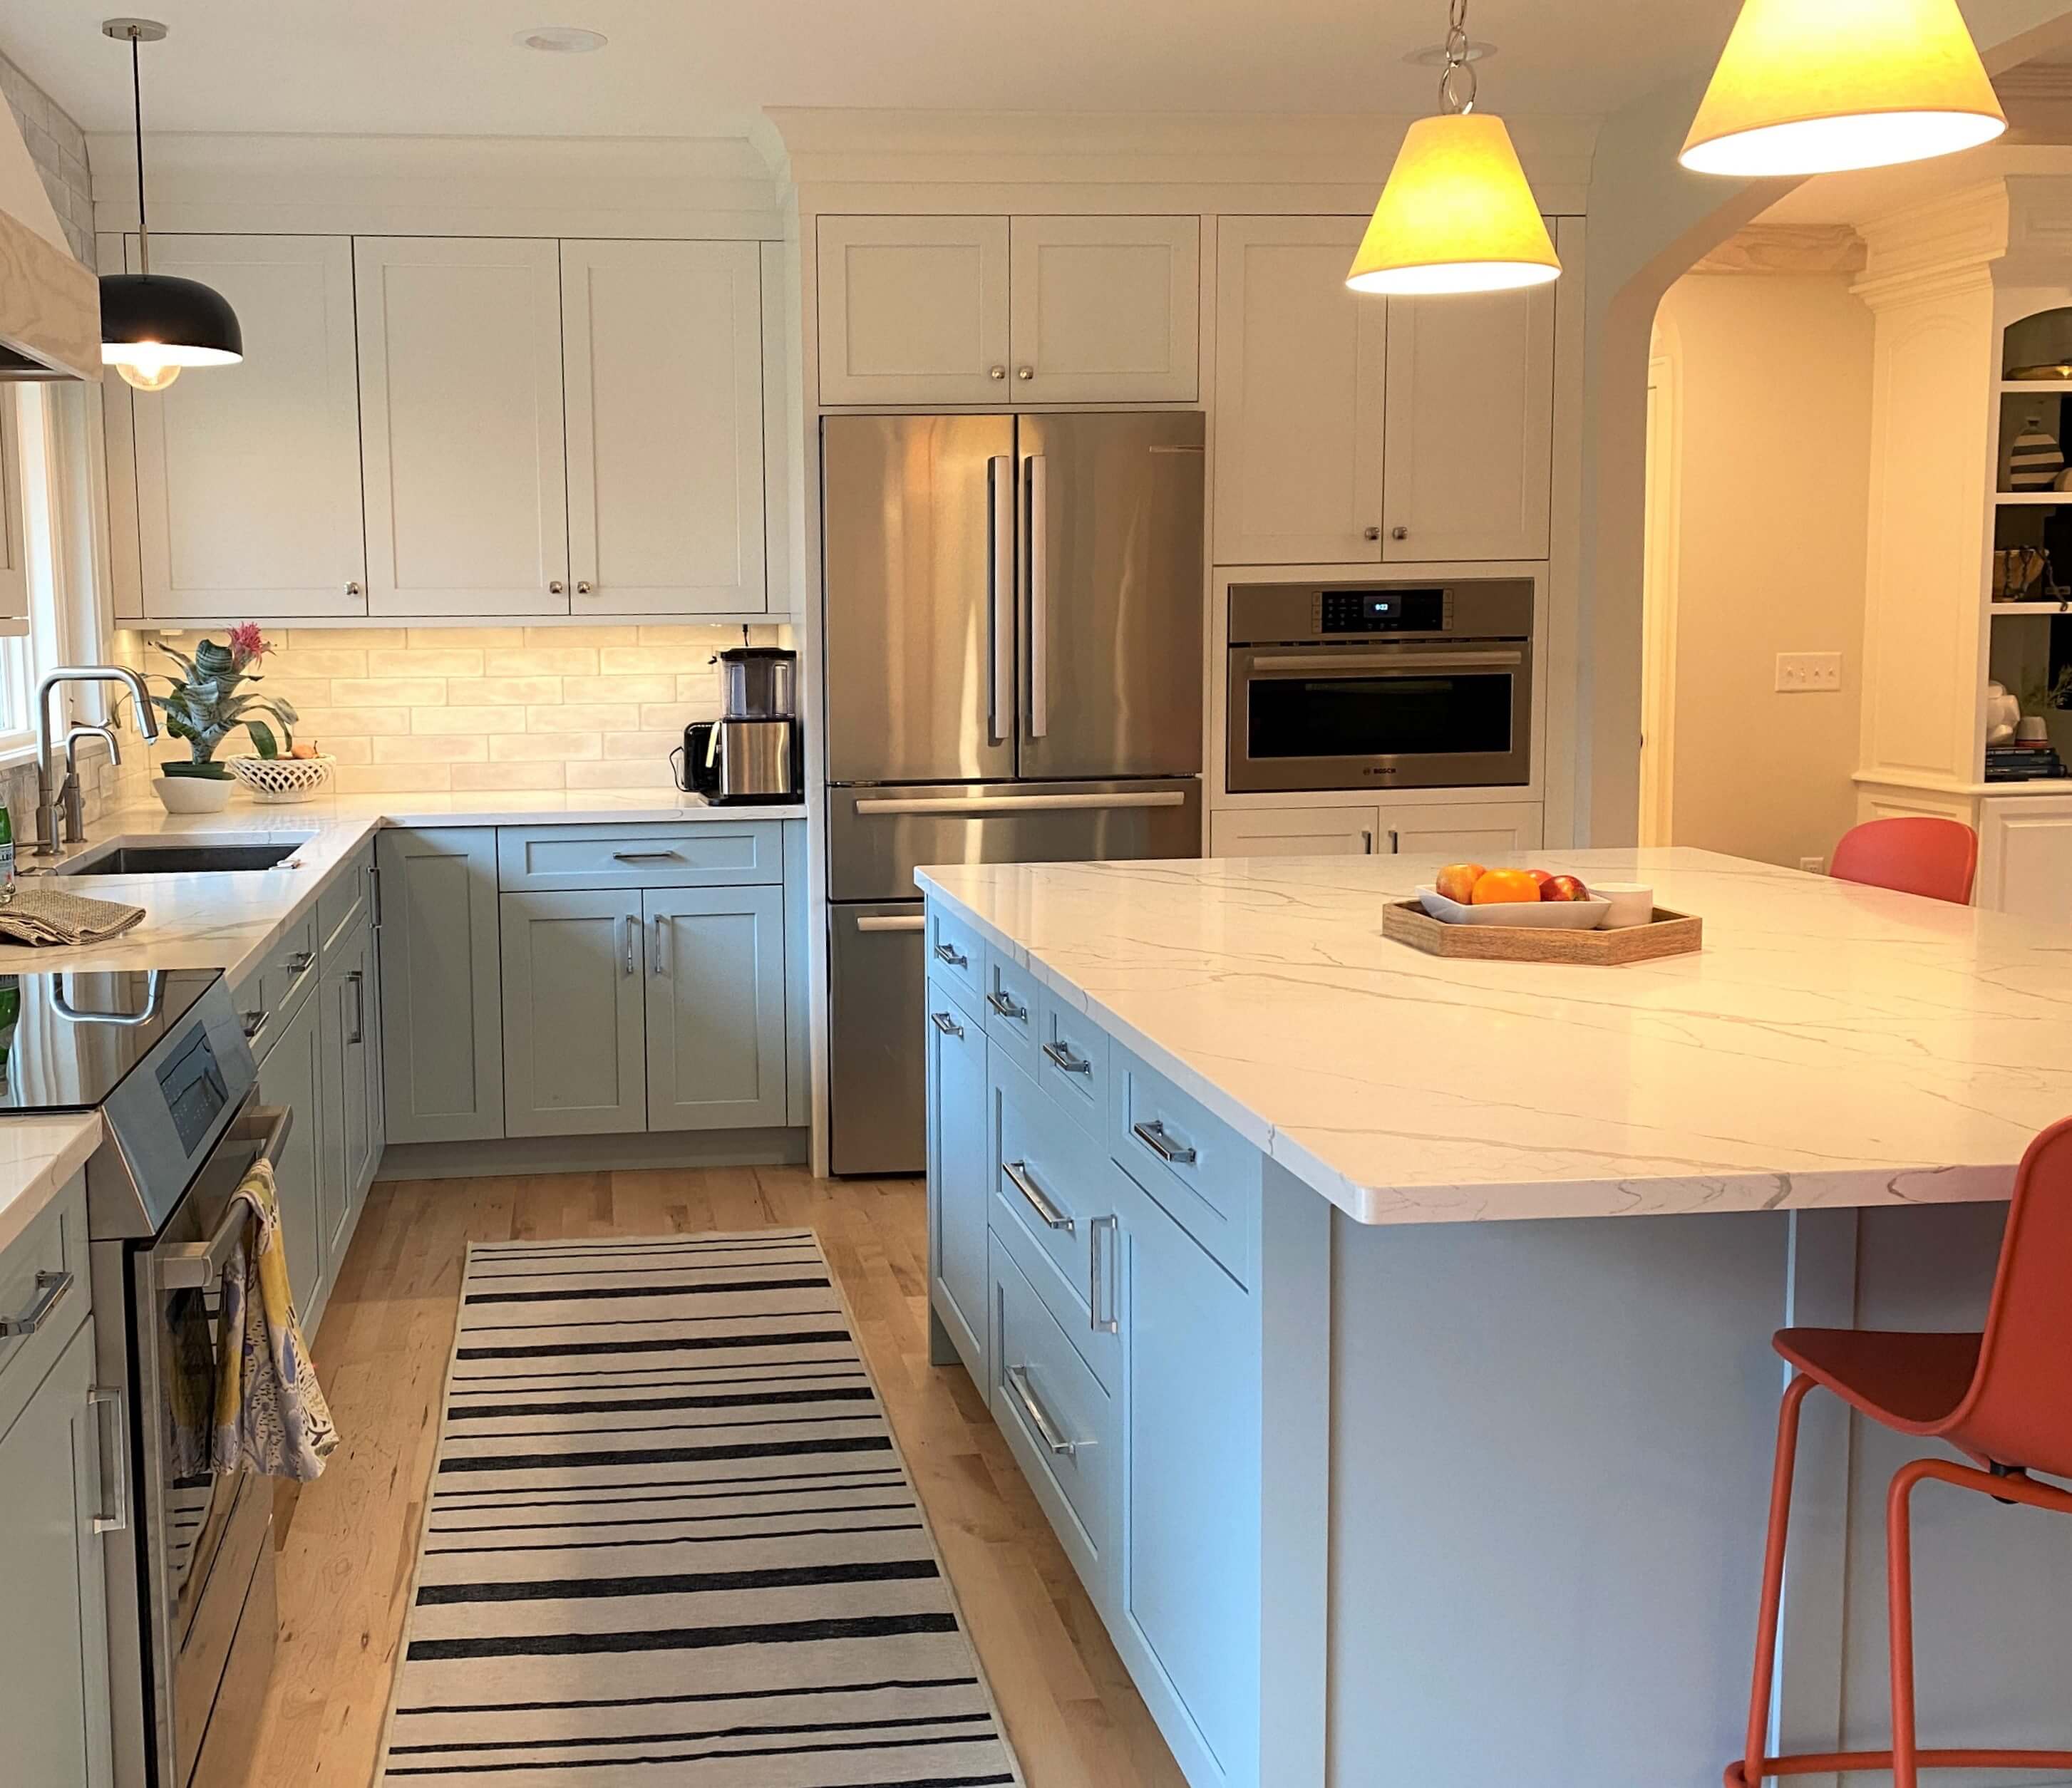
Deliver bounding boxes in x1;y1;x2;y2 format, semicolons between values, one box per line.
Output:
1438;0;1477;116
128;27;149;274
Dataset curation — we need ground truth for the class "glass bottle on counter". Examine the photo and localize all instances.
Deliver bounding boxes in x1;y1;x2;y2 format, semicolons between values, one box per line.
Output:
0;802;15;906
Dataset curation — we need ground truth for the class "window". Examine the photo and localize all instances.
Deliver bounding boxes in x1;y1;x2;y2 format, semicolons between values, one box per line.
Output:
0;384;91;758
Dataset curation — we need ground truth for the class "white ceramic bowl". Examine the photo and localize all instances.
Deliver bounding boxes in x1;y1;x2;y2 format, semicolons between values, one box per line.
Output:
1585;882;1656;929
1416;886;1612;929
154;774;234;815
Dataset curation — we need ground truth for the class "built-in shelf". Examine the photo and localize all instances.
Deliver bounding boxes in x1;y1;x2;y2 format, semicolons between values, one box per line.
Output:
1994;491;2072;505
1999;378;2072;393
1991;600;2072;615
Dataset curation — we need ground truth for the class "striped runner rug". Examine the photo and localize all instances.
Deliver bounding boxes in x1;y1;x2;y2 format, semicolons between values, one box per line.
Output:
375;1229;1024;1787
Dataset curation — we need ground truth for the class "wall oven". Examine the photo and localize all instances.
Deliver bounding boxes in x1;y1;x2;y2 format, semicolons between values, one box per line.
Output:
1226;579;1534;793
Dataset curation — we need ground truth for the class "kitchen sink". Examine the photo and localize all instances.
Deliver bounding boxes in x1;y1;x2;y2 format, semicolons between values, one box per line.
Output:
46;838;309;877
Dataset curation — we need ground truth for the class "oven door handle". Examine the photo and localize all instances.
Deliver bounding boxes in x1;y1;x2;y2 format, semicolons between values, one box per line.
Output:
155;1105;294;1291
1245;649;1525;674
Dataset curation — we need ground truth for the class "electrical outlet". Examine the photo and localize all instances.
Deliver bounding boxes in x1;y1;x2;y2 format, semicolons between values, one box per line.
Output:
1776;652;1842;693
1800;855;1825;874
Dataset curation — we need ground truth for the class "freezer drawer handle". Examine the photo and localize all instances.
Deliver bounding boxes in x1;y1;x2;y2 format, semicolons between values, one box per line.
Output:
1004;1159;1073;1233
929;1010;965;1039
855;791;1189;817
1043;1040;1093;1077
1133;1118;1197;1166
1006;1365;1078;1457
932;941;969;968
0;1269;73;1337
855;914;925;934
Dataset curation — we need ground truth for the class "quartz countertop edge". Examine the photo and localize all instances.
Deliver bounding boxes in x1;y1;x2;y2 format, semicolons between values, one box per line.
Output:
0;1111;103;1258
914;852;2057;1228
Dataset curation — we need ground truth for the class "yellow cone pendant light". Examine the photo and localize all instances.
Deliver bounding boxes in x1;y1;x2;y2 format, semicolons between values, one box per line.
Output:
1681;0;2006;177
1348;0;1559;296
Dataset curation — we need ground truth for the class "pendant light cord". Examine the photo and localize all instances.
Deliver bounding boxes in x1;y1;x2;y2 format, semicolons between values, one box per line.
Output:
1438;0;1477;115
129;29;149;274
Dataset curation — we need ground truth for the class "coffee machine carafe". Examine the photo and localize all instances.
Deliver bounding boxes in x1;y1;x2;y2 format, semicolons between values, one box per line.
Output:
674;644;802;805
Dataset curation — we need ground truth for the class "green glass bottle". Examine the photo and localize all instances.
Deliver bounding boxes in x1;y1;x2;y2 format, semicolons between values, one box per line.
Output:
0;801;15;907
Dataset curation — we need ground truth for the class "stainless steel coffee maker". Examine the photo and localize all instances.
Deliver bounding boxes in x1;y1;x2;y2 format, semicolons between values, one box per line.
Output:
674;644;802;805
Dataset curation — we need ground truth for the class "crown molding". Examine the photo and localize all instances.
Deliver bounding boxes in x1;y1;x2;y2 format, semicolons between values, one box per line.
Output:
1691;223;1866;276
1851;180;2011;306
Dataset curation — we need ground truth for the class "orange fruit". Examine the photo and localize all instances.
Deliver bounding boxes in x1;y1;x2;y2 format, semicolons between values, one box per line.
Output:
1471;867;1543;904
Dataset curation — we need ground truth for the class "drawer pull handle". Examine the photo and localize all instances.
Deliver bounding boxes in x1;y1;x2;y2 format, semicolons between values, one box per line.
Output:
0;1268;73;1338
1006;1365;1077;1457
1042;1040;1092;1077
612;849;684;862
1133;1118;1197;1165
986;989;1027;1022
89;1385;129;1534
1090;1214;1118;1335
1004;1159;1073;1233
932;941;968;968
929;1010;964;1039
284;950;314;973
241;1009;269;1043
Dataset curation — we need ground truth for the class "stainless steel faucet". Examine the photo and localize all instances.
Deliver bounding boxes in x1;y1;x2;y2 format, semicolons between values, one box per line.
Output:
34;667;159;855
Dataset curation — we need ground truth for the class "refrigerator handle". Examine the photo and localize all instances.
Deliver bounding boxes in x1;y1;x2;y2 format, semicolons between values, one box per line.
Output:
1025;454;1049;738
987;455;1015;745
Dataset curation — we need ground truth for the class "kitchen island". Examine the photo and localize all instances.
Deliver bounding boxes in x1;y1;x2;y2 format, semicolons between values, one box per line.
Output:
914;848;2072;1788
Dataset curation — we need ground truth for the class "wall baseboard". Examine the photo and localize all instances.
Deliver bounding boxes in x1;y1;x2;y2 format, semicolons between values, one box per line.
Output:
374;1127;809;1182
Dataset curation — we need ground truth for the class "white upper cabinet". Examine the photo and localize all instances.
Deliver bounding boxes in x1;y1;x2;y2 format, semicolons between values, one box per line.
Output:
818;216;1011;405
817;214;1200;405
1213;216;1384;567
1212;215;1557;567
355;237;569;616
1009;216;1199;402
1381;280;1555;563
562;239;766;616
128;234;366;620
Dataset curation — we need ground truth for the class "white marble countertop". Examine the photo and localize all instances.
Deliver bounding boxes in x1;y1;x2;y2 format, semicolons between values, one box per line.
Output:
0;1112;101;1257
0;790;803;1247
917;847;2072;1226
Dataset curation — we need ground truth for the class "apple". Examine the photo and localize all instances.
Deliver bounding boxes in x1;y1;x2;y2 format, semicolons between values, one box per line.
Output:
1527;869;1555;892
1435;861;1485;904
1542;874;1589;901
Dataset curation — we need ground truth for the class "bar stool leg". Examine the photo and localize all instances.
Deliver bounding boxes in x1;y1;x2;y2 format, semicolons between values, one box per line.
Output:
1887;1459;1932;1788
1737;1375;1818;1788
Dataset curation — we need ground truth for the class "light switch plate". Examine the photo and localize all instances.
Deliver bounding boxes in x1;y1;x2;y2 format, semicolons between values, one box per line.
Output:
1776;652;1842;693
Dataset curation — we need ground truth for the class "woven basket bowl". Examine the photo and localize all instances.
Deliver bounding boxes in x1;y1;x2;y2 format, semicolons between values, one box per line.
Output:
225;755;336;803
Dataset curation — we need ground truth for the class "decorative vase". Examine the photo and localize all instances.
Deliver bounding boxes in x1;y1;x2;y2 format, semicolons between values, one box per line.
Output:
155;769;234;814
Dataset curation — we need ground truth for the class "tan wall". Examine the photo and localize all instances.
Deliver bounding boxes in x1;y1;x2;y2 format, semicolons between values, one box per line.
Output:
1652;272;1874;870
113;623;780;797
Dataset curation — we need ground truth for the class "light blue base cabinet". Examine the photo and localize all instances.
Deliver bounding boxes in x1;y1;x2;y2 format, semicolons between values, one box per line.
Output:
924;971;989;1383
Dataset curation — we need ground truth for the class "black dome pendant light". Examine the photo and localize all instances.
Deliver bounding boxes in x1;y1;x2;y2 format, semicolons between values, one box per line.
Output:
98;18;241;392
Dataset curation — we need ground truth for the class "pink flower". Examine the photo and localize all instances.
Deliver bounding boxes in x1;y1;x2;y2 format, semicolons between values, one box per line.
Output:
227;622;272;669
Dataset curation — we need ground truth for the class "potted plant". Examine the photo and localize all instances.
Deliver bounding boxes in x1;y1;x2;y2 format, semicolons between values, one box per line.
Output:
145;624;301;813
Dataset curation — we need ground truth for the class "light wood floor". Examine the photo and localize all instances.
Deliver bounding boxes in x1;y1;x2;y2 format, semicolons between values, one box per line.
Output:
239;1164;1188;1788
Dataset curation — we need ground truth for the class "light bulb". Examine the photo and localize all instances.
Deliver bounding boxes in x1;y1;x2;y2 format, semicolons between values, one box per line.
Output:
114;356;181;393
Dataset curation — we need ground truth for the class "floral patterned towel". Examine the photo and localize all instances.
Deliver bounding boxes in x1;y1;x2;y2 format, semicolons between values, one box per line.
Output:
211;1157;338;1479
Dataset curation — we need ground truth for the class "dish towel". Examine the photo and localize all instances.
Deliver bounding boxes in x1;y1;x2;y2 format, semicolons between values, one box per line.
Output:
0;884;146;946
211;1157;338;1480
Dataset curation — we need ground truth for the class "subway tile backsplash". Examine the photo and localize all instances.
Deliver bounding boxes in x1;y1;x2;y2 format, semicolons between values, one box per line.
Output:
116;625;778;796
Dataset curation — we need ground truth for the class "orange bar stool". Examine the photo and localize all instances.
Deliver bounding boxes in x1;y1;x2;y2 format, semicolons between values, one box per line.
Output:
1725;1117;2072;1787
1828;817;1978;905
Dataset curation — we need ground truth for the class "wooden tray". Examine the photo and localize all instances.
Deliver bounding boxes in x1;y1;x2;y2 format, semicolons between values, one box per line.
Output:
1382;901;1703;965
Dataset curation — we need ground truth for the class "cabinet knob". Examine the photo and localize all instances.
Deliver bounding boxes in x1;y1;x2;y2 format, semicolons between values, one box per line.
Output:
1016;366;1035;381
1391;525;1409;541
576;580;593;596
549;579;566;596
346;579;363;596
1364;527;1381;542
989;365;1007;381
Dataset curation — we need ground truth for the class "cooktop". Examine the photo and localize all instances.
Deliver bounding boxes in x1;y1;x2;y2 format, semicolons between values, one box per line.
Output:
0;968;223;1113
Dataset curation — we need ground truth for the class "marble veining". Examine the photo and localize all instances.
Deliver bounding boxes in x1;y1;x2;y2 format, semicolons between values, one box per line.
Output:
0;1112;100;1257
917;847;2072;1225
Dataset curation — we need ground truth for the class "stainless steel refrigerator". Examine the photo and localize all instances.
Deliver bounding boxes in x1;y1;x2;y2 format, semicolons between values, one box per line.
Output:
823;411;1205;1174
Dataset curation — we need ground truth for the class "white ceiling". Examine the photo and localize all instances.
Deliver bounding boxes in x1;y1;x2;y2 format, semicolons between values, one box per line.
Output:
6;0;1744;141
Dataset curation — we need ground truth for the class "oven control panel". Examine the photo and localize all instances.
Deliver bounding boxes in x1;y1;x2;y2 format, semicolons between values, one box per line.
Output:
1316;588;1448;634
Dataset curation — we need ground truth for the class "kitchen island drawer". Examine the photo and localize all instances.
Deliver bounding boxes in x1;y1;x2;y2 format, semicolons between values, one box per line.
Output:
1034;982;1110;1137
923;901;986;1009
981;951;1038;1075
990;1235;1116;1591
1110;1044;1261;1288
0;1171;89;1435
495;822;781;892
991;1054;1120;1392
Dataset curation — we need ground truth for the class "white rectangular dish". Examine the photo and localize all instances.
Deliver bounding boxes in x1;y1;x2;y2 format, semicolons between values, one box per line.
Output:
1416;887;1612;929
